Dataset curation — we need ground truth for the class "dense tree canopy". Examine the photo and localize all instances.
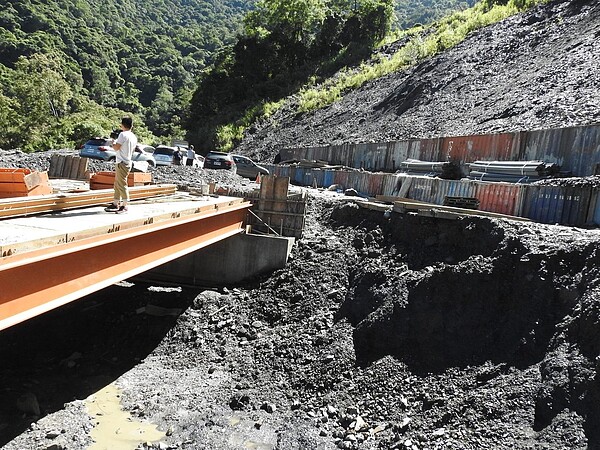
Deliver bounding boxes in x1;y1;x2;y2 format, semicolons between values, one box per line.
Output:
0;0;253;150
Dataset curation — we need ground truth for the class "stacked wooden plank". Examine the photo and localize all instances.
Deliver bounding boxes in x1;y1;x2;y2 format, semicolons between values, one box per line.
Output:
0;168;52;198
0;184;177;218
443;196;480;209
90;171;153;190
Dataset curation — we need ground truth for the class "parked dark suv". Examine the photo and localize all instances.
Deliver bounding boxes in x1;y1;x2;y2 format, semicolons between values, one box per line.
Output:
204;151;237;174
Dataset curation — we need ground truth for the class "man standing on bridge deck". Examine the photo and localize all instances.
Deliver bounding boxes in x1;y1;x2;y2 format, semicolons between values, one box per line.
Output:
105;117;137;214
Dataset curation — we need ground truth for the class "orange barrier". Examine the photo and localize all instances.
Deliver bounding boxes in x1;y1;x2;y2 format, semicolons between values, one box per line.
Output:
90;171;153;190
0;168;52;198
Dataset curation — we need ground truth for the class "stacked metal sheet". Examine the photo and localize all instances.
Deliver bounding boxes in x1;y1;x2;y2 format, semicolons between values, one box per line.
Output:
398;159;461;179
467;160;560;183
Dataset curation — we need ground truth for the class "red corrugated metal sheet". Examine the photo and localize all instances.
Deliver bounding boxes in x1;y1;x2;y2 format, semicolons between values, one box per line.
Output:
368;173;385;196
442;132;521;165
333;170;351;189
410;138;441;162
473;181;524;216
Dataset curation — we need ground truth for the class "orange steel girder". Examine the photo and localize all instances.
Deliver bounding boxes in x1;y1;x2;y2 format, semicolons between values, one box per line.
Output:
0;203;249;331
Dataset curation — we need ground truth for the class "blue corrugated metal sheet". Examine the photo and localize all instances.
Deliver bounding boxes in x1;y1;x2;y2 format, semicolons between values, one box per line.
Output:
323;169;336;188
521;125;600;177
522;184;592;226
310;169;324;188
408;176;437;203
589;189;600;226
431;179;474;205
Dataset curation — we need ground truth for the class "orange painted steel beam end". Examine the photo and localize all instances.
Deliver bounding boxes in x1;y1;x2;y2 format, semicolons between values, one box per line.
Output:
0;203;249;331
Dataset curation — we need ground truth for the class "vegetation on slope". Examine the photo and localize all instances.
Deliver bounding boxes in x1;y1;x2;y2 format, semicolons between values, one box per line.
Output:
0;0;541;152
186;0;549;152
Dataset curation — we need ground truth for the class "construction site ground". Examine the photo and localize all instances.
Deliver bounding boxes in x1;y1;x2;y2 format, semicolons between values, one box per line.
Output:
2;0;600;447
0;152;598;450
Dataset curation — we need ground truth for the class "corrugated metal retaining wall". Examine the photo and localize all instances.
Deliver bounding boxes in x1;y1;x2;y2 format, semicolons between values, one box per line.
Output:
263;163;599;226
280;124;600;177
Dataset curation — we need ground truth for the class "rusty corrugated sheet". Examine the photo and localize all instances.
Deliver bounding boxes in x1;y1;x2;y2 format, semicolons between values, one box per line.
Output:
368;173;385;196
411;138;441;162
442;132;521;164
521;125;600;177
473;181;524;216
522;184;592;226
334;170;351;189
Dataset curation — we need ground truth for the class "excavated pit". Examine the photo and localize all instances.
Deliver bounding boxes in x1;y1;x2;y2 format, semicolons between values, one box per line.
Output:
329;201;600;446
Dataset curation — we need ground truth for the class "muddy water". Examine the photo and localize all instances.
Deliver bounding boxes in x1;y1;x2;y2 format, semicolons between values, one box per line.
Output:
86;383;164;450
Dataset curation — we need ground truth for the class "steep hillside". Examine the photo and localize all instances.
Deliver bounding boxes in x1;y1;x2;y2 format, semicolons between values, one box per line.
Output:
235;0;600;162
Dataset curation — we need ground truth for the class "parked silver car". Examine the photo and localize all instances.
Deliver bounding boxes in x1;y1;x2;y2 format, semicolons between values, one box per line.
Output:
79;138;156;167
231;154;269;179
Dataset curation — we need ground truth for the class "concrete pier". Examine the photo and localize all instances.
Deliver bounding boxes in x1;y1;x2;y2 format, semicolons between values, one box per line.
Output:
141;233;295;286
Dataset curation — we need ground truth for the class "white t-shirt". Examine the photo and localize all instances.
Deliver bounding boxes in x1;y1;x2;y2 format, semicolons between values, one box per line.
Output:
187;148;195;159
116;130;138;165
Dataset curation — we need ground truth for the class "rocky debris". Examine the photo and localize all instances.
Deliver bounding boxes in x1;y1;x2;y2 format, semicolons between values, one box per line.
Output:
1;157;599;449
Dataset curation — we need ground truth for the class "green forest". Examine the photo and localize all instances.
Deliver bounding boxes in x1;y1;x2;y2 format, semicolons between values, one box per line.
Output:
0;0;483;152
